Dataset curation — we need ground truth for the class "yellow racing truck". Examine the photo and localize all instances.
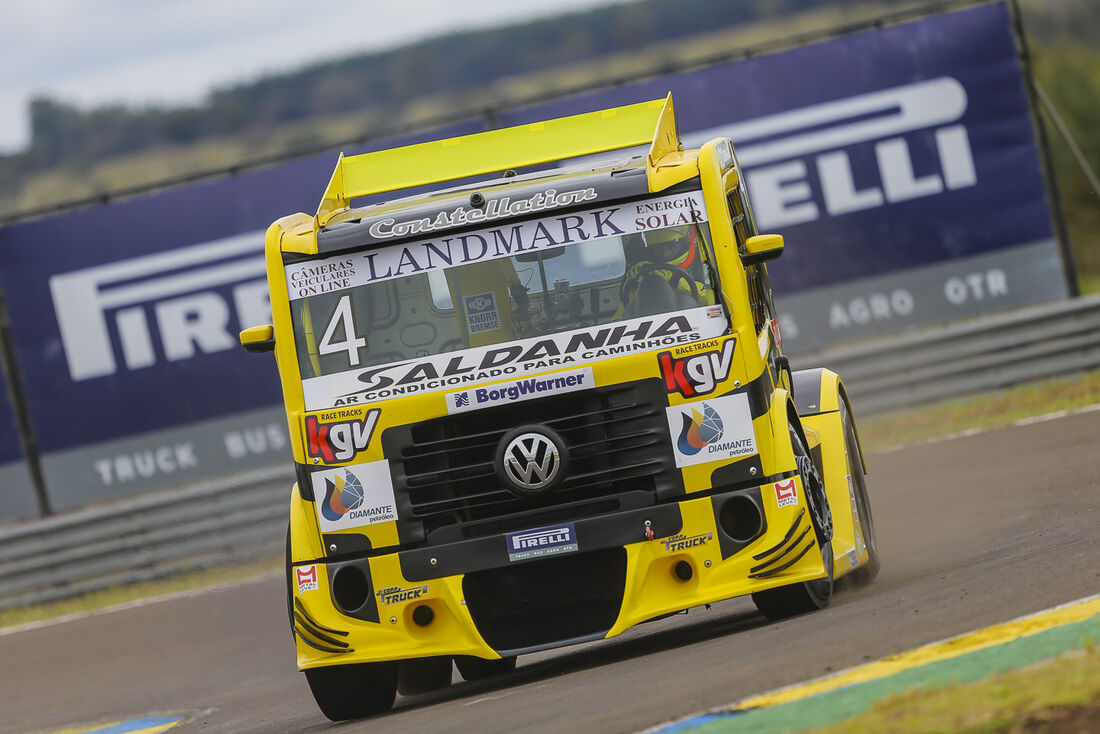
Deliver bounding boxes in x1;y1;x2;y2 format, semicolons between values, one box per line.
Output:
241;95;878;721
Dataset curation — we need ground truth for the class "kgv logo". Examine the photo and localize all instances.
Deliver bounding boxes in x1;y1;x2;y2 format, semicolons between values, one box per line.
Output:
50;232;270;381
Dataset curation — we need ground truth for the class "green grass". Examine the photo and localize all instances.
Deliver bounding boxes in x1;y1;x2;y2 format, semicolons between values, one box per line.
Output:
805;645;1100;734
855;368;1100;453
0;555;280;630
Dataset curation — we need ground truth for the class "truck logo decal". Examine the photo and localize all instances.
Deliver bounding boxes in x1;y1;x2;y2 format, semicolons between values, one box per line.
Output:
658;339;735;397
375;585;428;604
662;532;713;552
502;432;560;490
305;409;380;463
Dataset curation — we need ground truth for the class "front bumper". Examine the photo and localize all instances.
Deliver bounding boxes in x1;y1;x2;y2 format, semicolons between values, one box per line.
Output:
292;478;825;669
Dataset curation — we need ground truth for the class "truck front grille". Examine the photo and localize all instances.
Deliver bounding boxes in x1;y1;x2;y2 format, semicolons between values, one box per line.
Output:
382;379;680;544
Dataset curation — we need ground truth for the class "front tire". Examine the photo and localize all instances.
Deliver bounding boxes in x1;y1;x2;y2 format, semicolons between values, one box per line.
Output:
397;657;453;695
455;655;517;681
305;662;398;721
752;423;834;621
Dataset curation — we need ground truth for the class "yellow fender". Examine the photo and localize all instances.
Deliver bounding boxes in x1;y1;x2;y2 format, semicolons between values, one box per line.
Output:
791;368;872;577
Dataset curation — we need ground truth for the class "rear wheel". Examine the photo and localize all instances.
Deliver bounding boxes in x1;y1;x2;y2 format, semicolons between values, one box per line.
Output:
842;400;880;586
397;657;453;695
455;655;517;681
304;661;398;721
752;423;834;621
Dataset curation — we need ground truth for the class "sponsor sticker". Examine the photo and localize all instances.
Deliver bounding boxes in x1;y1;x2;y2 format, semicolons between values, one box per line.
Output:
305;306;724;410
661;532;713;552
774;478;799;508
447;367;594;414
284;191;708;299
657;338;735;397
311;461;397;532
665;392;756;468
464;292;501;334
304;407;380;463
847;549;859;569
506;523;578;562
295;565;319;593
376;585;428;604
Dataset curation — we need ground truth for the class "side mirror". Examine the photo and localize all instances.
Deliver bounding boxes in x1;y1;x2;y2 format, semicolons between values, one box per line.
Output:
743;234;784;265
240;324;275;353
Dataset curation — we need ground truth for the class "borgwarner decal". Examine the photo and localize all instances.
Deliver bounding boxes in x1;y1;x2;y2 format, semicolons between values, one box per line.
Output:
312;461;397;532
665;392;756;468
283;190;708;299
304;305;726;410
447;366;594;414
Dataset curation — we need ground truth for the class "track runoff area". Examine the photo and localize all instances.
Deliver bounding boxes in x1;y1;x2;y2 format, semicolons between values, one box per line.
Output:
646;594;1100;734
24;594;1099;734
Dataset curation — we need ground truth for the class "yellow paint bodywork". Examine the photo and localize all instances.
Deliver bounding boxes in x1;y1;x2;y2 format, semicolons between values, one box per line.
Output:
262;96;873;671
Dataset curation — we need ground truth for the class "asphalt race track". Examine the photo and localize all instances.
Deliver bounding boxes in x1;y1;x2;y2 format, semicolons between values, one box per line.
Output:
2;410;1097;734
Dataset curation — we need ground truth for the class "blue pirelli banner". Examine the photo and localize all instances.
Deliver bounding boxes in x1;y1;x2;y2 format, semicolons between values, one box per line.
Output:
0;1;1065;513
502;1;1065;349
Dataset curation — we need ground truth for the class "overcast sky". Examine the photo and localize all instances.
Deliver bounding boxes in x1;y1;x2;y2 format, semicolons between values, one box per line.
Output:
0;0;629;154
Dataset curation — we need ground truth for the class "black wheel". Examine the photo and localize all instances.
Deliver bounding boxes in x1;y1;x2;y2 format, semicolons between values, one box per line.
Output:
396;656;453;695
454;655;517;681
285;526;295;637
842;400;880;586
751;423;834;621
304;661;398;721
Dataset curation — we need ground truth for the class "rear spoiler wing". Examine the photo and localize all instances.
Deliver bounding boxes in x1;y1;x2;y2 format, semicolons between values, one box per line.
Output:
315;93;680;227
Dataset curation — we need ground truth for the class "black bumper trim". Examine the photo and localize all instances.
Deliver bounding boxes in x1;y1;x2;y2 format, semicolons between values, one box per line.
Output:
294;612;351;649
399;502;684;582
495;631;610;658
295;630;354;654
753;508;806;562
749;538;816;579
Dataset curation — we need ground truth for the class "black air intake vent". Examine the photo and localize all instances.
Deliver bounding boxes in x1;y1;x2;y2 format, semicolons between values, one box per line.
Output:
383;379;680;544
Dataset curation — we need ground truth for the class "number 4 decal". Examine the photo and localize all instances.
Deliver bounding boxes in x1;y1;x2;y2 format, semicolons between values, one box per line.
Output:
319;295;366;365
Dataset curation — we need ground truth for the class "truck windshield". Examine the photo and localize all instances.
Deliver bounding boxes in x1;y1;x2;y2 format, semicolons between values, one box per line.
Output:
286;189;725;408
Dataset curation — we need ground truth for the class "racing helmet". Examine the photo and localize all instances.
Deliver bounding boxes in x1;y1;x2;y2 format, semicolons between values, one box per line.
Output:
642;226;696;268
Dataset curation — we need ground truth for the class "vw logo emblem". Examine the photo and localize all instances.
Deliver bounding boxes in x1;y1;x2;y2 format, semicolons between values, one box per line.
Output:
501;431;561;491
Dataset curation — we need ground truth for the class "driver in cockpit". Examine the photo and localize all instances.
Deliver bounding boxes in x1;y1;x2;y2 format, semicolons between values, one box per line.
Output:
619;226;714;315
